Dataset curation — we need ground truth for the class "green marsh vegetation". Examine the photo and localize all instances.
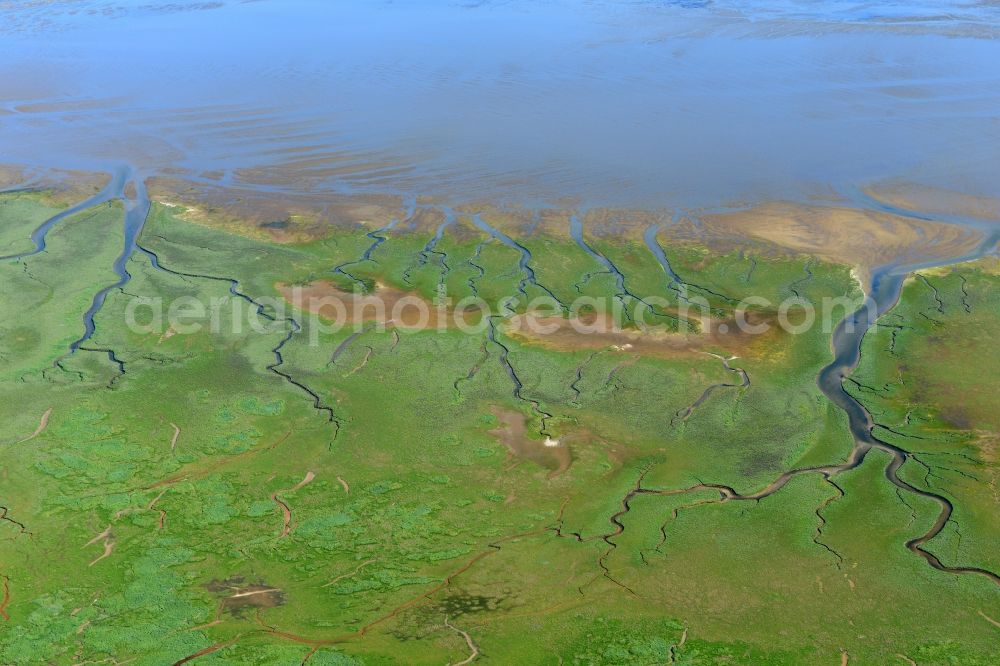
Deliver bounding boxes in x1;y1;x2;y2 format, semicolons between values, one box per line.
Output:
847;259;1000;580
0;192;997;664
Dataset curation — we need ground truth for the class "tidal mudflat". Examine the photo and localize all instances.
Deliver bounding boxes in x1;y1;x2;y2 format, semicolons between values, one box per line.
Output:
1;1;1000;664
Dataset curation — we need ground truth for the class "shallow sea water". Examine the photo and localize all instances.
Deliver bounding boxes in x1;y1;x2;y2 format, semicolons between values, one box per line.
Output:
1;0;999;208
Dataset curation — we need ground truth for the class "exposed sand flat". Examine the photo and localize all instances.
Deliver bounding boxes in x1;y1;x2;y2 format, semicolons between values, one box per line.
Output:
0;165;110;204
696;201;984;280
141;171;994;279
229;154;409;189
397;206;445;235
463;204;668;242
442;214;491;244
0;165;27;190
866;183;1000;222
582;207;668;241
147;176;405;242
457;203;568;239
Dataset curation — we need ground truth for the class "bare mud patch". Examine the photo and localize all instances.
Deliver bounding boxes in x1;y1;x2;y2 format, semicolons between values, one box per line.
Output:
282;281;780;361
504;310;779;361
205;576;285;617
15;407;52;444
489;407;571;478
279;281;485;330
